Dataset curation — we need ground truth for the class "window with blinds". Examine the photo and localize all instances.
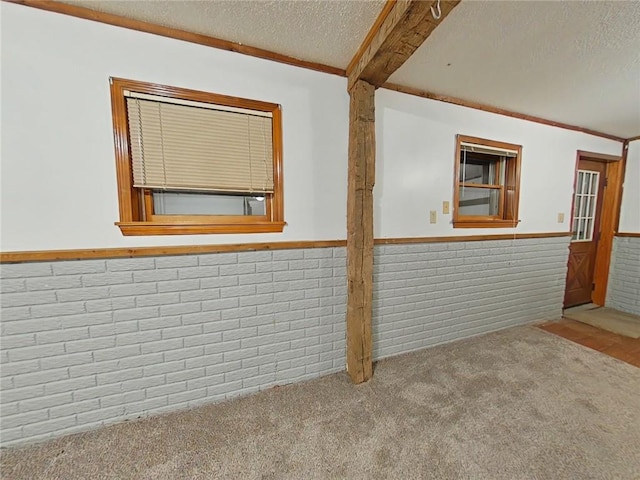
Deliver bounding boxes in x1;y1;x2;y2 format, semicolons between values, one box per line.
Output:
126;94;274;194
453;135;522;228
110;77;284;236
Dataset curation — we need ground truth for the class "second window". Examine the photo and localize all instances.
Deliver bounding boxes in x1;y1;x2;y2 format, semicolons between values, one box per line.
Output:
453;134;522;228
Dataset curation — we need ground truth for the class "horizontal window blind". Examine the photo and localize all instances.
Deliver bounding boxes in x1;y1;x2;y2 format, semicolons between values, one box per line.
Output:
126;97;274;194
460;142;518;157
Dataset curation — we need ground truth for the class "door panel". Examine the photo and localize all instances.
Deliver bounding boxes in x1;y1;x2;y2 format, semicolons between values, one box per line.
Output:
564;159;606;308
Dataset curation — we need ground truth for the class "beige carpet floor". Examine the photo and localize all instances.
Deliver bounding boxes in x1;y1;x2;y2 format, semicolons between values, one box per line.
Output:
2;326;640;480
564;305;640;339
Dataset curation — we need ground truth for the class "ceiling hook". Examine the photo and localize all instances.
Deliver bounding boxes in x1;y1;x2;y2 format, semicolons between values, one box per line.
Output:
431;0;442;20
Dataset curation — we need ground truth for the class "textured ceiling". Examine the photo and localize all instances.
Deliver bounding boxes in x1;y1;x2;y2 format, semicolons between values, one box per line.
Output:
64;0;385;68
62;0;639;138
390;0;640;138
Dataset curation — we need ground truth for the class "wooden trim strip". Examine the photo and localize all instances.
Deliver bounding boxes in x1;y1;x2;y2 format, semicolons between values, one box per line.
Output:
590;144;626;305
0;233;573;263
382;82;627;143
374;232;571;245
626;135;640;142
116;222;287;236
0;241;347;263
616;233;640;238
576;150;622;163
612;141;629;236
5;0;345;77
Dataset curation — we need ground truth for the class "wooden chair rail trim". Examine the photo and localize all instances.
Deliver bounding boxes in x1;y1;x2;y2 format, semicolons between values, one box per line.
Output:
5;1;625;143
615;232;640;238
0;240;348;263
381;83;626;143
4;0;345;78
374;232;571;245
1;232;572;263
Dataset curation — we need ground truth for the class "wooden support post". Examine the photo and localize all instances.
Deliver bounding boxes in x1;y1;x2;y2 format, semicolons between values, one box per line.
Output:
346;80;376;384
344;0;460;384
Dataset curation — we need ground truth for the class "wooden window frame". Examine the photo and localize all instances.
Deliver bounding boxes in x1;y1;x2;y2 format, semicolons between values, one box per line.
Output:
453;134;522;228
110;77;285;236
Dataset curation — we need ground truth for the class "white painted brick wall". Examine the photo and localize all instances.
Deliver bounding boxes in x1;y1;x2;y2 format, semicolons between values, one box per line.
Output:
371;236;570;360
0;248;346;446
0;238;570;447
606;237;640;315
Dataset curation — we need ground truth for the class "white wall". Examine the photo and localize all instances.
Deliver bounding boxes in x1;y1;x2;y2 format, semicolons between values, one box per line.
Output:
0;3;349;251
618;140;640;233
375;89;623;238
1;3;628;251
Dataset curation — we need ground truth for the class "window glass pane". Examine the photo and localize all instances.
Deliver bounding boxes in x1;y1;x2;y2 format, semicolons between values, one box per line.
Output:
581;194;589;217
153;190;266;216
460;161;497;184
574;196;582;219
584;219;593;241
459;154;500;185
577;172;584;193
458;187;500;216
571;169;600;242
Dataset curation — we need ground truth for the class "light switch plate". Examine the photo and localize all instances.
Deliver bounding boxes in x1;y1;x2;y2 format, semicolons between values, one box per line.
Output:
430;210;437;224
557;213;565;223
443;201;450;214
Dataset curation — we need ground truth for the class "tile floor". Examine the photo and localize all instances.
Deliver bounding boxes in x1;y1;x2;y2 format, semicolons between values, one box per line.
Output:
538;318;640;367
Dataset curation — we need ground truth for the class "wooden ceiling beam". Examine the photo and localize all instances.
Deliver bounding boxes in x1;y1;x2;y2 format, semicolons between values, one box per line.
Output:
347;0;460;91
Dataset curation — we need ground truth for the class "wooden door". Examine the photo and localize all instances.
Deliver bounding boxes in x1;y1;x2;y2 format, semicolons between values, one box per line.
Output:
564;159;607;308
